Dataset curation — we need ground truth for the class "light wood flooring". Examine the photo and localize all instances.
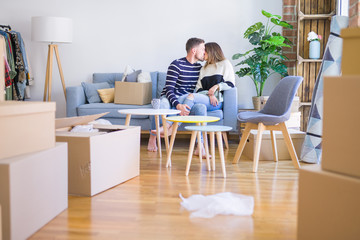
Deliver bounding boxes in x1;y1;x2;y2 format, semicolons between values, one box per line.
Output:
29;137;310;240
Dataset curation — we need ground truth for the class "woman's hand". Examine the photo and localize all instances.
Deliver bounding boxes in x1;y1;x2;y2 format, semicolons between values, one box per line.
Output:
208;85;219;97
209;95;218;106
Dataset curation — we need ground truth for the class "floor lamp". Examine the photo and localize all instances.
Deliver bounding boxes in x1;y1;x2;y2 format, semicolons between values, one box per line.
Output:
31;16;73;101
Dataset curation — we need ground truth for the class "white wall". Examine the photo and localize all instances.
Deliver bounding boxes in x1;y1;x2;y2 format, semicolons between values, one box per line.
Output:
1;0;282;117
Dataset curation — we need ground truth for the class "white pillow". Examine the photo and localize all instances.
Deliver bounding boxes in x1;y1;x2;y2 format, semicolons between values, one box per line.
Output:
121;65;135;82
137;71;151;83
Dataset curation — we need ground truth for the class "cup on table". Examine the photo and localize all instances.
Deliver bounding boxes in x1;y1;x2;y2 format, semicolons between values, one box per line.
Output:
151;98;161;109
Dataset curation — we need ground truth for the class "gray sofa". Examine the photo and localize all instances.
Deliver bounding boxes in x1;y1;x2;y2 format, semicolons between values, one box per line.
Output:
66;72;238;132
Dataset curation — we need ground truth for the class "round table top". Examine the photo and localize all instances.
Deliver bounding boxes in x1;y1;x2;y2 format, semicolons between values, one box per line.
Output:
118;108;181;116
166;116;220;123
185;125;232;132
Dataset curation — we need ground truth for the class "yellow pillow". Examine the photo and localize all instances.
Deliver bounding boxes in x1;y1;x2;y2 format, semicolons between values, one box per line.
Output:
97;88;115;103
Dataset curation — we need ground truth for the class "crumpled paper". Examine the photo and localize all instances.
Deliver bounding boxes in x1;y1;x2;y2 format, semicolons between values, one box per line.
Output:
179;192;254;218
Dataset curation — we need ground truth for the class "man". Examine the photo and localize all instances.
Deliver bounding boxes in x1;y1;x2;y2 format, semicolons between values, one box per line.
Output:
148;37;206;151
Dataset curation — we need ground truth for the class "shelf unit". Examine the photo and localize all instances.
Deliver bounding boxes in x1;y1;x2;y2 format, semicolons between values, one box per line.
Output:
295;0;336;130
296;7;335;64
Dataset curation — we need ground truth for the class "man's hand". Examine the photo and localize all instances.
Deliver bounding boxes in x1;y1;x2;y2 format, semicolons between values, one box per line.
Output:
209;95;218;106
208;85;219;97
176;103;191;116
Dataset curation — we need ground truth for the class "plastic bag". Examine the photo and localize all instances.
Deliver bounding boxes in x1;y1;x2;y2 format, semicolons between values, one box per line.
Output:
88;119;112;125
70;124;99;133
179;192;254;218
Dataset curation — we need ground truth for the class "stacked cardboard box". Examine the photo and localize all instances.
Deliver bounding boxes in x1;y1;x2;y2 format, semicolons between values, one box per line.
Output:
0;101;68;240
297;28;360;240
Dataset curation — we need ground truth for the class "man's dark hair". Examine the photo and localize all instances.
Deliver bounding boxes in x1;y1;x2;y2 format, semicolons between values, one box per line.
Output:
185;38;205;53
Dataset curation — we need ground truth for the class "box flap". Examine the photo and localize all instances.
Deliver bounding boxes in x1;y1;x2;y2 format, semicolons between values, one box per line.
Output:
0;101;55;117
341;27;360;38
55;112;109;129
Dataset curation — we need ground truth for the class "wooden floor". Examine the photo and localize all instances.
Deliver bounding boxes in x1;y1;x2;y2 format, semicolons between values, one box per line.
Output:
29;137;309;240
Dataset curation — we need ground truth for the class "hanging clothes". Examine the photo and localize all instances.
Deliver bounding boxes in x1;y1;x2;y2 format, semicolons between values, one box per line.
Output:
0;25;32;100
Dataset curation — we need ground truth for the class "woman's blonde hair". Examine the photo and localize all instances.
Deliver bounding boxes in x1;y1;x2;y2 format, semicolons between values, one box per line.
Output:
204;42;225;67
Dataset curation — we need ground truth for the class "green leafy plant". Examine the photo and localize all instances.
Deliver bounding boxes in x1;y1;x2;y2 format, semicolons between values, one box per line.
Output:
232;10;293;97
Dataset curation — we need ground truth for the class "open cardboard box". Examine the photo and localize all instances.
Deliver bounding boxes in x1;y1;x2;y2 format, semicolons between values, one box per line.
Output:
55;113;140;196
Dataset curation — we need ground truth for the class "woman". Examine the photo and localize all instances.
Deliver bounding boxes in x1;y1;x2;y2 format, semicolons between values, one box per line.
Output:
183;42;235;111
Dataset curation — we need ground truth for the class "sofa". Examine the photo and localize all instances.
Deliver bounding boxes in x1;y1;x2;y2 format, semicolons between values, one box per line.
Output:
66;72;238;132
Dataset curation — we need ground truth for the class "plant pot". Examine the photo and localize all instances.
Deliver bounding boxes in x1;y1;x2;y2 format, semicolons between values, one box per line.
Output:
260;96;269;110
252;96;261;110
309;40;320;59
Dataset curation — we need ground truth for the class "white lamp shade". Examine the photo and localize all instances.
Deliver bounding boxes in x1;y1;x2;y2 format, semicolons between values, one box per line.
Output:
31;16;73;43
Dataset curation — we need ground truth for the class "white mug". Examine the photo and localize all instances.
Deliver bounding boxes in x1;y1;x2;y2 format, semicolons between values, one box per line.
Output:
151;98;161;109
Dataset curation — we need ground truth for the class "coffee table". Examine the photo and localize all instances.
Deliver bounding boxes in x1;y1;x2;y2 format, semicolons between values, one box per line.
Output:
185;125;232;178
165;116;220;169
118;108;180;157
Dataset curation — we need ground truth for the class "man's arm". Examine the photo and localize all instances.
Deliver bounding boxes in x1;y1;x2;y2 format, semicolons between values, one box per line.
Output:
164;62;181;108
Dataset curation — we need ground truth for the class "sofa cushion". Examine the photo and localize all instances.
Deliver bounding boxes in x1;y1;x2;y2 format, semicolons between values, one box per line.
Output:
156;72;167;98
77;103;153;119
93;73;123;88
81;82;110;103
97;88;114;103
125;70;142;82
207;110;224;119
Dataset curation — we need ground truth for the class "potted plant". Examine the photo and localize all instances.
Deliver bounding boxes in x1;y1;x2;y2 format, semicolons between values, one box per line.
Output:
232;10;293;110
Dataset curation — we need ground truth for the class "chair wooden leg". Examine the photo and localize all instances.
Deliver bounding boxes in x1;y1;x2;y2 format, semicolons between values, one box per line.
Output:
210;132;216;171
279;122;300;169
253;123;265;173
216;131;226;178
222;132;229;149
270;130;278;162
186;131;198;176
232;123;252;164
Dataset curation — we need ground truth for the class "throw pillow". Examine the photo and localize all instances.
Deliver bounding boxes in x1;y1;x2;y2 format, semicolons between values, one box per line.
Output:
81;82;110;103
121;65;135;82
126;70;142;82
97;88;115;103
137;71;152;83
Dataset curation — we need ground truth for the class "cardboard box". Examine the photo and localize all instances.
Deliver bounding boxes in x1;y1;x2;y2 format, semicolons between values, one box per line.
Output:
56;124;140;196
0;101;56;160
0;143;68;240
298;165;360;240
114;81;152;105
243;129;305;160
322;76;360;178
285;111;301;130
0;205;2;240
341;27;360;75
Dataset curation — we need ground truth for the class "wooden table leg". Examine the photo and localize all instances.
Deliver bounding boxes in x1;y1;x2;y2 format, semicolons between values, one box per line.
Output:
161;115;169;153
186;130;198;176
155;115;162;158
125;114;131;126
216;131;226;178
210;132;216;171
201;123;211;171
166;122;179;168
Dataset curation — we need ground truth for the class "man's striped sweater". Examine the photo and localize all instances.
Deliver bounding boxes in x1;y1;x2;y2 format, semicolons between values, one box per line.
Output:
161;57;202;108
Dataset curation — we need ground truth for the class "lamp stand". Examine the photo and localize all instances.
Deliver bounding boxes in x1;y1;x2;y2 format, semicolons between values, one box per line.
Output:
43;44;67;101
